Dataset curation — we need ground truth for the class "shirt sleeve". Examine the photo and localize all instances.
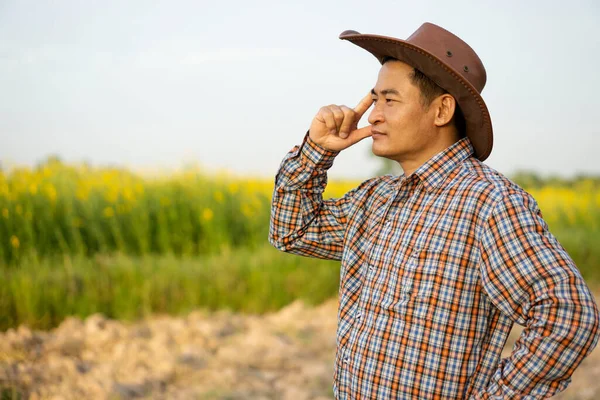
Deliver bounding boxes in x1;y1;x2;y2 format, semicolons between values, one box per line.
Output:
268;131;365;261
473;192;600;399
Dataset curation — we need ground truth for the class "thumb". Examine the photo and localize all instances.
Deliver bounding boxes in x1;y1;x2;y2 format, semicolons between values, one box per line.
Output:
347;125;373;146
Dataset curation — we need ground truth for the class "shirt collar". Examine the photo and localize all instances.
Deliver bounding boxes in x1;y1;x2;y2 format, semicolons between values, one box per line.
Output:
400;137;475;193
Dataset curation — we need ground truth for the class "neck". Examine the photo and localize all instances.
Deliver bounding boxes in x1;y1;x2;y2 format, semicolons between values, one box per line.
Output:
399;131;461;177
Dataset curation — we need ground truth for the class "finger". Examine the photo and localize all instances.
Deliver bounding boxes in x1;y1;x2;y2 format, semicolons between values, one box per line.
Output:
353;93;374;120
347;124;373;145
338;106;356;139
319;108;337;133
329;105;345;133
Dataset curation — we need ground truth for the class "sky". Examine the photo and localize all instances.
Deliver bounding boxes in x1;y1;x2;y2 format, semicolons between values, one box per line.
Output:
1;0;599;179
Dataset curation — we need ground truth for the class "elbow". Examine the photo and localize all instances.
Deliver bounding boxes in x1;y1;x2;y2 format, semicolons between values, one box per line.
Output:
268;232;288;253
268;230;304;253
577;296;600;358
268;225;297;253
268;215;284;251
588;302;600;352
268;215;305;253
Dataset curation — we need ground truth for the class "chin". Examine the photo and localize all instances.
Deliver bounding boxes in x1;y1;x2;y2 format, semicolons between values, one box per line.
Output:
371;142;393;158
372;143;405;163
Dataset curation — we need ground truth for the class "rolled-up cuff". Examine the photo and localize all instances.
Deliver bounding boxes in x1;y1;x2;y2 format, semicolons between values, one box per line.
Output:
300;131;340;170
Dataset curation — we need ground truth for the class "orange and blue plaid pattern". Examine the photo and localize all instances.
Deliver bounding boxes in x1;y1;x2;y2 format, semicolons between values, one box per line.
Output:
269;133;600;399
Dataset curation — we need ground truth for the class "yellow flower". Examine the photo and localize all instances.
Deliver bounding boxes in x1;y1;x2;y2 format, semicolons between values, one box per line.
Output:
2;208;8;218
214;191;224;203
202;208;214;221
228;182;239;194
15;205;23;215
29;184;38;195
10;235;19;249
76;186;89;201
123;187;135;203
103;207;115;218
134;183;145;195
104;188;119;204
44;184;57;202
241;203;254;218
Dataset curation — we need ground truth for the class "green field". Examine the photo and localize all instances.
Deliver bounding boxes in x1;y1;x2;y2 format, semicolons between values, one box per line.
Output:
1;161;599;330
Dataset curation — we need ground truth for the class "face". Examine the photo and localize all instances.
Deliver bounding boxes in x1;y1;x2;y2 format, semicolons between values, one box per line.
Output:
368;60;439;166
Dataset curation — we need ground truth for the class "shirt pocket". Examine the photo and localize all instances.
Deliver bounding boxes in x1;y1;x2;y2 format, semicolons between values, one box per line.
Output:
381;245;464;327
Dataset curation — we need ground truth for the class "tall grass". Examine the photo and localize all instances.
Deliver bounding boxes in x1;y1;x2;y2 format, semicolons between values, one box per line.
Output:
0;160;599;330
0;246;340;331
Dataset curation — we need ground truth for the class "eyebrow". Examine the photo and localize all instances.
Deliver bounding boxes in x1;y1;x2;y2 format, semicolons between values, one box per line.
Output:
371;88;401;97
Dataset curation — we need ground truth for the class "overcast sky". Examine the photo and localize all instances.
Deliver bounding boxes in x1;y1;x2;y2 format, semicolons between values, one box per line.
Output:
1;0;598;179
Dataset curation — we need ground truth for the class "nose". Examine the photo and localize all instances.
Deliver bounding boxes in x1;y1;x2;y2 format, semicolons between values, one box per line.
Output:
368;101;384;125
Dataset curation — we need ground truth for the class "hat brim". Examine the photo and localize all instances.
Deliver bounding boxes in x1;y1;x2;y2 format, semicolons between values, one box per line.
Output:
339;31;493;161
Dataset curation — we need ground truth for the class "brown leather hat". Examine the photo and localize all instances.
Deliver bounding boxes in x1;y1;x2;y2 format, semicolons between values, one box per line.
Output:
339;22;493;161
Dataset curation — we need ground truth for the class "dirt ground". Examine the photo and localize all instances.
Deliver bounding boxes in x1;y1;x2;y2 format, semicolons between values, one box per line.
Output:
1;298;599;399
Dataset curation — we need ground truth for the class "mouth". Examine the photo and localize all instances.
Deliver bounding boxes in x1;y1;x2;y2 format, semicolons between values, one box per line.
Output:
371;129;386;139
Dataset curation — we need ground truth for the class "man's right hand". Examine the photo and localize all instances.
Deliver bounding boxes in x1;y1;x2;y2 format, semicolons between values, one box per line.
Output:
308;93;374;152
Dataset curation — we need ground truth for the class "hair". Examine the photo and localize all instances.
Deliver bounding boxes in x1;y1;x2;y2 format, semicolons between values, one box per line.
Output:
382;56;466;139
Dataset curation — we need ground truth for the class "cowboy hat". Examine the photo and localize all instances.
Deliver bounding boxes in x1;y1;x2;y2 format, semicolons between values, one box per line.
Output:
339;22;493;161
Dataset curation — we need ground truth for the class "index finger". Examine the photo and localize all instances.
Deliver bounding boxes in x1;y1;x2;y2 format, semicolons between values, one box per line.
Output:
353;92;374;119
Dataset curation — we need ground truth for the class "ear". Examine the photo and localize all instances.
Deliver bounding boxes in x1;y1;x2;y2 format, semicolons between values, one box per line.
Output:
433;94;456;128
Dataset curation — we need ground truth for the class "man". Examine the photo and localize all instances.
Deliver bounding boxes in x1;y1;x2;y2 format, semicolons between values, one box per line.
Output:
269;22;599;399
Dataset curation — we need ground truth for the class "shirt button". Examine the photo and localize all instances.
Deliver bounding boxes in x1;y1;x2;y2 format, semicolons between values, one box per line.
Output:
343;356;350;364
355;312;362;319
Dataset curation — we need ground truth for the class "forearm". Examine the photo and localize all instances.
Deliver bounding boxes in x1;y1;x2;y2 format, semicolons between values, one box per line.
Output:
475;191;600;398
474;274;599;399
269;131;346;260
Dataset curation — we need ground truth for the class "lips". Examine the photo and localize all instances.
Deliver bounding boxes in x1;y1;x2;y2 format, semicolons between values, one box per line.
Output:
371;129;386;138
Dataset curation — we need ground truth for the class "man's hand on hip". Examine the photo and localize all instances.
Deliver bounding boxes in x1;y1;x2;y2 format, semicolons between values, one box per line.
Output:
309;93;374;152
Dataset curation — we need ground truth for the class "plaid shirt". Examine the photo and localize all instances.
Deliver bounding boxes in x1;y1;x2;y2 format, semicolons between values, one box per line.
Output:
269;133;600;399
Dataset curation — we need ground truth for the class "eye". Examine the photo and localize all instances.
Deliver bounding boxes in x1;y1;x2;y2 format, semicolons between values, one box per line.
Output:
372;98;393;104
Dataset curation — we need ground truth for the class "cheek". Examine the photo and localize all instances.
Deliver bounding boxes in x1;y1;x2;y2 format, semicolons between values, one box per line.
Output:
387;107;416;133
385;107;405;128
405;106;429;131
